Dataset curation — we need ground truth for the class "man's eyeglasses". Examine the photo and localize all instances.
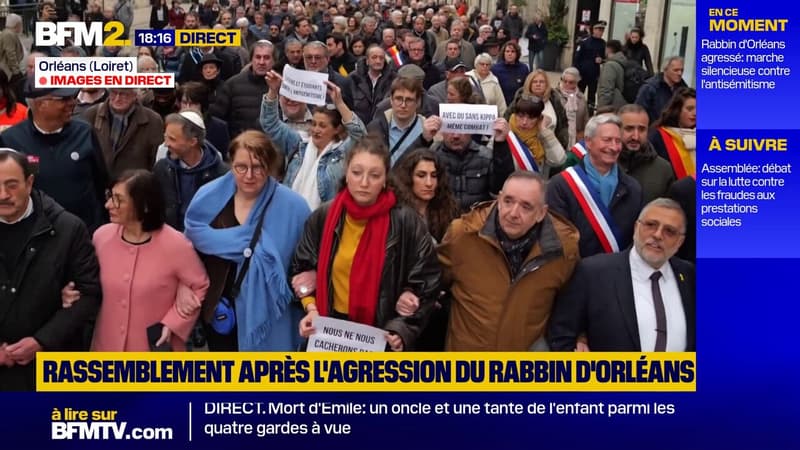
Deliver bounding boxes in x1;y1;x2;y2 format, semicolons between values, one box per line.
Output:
392;96;417;106
637;219;685;239
232;163;266;176
105;189;123;208
304;54;326;61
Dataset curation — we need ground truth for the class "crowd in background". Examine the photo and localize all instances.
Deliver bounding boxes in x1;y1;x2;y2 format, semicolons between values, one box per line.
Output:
0;0;696;390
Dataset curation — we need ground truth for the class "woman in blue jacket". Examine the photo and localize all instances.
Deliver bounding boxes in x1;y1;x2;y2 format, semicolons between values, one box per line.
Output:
260;70;366;210
491;41;530;106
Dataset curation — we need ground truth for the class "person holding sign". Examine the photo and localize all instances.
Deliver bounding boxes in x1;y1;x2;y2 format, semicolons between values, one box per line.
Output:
290;136;441;352
423;114;514;212
507;96;566;178
260;70;366;210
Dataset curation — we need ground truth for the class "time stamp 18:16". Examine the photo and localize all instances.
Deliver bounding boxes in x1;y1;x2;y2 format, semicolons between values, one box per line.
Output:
135;29;242;47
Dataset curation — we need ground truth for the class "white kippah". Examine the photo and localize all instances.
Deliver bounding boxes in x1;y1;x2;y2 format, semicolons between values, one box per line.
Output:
179;110;206;130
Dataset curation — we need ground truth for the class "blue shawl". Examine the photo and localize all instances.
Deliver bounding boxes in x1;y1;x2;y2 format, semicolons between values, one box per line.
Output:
185;173;311;351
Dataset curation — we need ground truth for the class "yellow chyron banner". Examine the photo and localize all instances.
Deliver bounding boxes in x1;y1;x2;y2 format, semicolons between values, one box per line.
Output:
37;352;696;392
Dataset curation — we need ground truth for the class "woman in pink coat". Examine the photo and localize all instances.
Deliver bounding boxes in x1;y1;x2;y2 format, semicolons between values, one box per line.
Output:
91;170;209;351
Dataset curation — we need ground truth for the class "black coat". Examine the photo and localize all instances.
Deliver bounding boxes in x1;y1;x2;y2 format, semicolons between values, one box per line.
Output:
573;36;606;82
667;176;696;263
291;203;441;350
0;192;102;391
548;249;696;351
210;69;268;138
0;119;109;232
350;63;395;124
546;160;644;258
152;142;229;231
433;139;514;212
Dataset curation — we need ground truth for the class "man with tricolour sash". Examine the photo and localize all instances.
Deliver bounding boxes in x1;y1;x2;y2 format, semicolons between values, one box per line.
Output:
546;114;643;257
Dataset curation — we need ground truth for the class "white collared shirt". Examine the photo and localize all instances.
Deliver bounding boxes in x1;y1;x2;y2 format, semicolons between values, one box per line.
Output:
0;196;33;224
629;249;687;351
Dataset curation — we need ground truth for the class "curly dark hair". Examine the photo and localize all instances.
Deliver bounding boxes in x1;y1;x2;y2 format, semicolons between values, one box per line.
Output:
654;87;696;129
392;148;459;241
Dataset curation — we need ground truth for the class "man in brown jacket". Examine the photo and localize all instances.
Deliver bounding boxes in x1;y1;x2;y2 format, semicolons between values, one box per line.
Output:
83;89;164;177
438;171;580;351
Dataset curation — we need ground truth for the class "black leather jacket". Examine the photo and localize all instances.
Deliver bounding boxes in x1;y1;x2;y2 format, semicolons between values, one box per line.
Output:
291;201;441;350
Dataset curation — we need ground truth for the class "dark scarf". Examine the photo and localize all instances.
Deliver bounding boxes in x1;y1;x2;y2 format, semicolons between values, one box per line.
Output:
316;189;396;325
495;212;540;277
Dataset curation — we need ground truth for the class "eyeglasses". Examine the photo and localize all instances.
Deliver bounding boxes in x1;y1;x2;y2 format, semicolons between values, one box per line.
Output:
637;219;685;240
105;189;123;208
232;163;266;176
391;96;417;106
303;54;326;61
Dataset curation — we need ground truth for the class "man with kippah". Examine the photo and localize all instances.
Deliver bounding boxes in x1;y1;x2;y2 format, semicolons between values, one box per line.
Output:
153;111;228;231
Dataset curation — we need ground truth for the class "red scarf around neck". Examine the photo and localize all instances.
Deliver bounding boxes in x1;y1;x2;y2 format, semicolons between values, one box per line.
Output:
315;189;396;325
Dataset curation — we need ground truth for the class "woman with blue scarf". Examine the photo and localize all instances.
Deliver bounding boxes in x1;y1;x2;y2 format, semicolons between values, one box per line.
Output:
184;130;310;351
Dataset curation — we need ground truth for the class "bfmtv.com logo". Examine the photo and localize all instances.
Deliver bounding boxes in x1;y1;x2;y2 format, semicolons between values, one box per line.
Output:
51;422;173;440
35;21;131;47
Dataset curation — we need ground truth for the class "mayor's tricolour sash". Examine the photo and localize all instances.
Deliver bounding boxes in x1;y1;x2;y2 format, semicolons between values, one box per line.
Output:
507;130;539;172
658;127;695;179
561;166;622;253
570;140;588;159
388;46;404;67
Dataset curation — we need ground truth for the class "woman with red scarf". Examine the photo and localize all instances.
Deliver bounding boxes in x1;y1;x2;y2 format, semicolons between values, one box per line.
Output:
290;136;441;351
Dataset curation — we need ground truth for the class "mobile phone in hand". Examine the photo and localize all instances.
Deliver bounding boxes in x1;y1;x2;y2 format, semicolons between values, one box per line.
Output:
147;323;172;352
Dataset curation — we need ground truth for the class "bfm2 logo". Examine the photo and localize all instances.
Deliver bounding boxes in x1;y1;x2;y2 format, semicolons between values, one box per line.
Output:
35;21;131;47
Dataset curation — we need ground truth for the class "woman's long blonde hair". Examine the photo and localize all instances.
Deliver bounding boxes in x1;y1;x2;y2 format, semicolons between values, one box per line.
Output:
523;69;552;102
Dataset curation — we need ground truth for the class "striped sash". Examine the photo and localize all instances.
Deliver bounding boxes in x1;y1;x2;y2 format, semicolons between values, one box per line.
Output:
507;130;539;172
388;46;404;67
659;127;695;179
570;140;588;159
562;166;622;253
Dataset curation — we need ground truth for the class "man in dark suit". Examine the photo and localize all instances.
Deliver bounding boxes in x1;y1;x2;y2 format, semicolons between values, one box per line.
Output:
548;198;695;352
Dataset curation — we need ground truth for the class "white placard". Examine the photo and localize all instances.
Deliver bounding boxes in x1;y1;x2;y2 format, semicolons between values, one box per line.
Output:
280;65;329;106
439;103;498;135
307;316;386;352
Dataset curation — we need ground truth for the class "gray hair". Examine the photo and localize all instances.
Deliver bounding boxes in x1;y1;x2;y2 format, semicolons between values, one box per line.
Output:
479;24;493;33
332;16;347;27
235;17;250;27
5;13;22;29
165;113;206;146
638;197;687;232
561;66;581;81
137;55;158;71
662;56;684;71
474;53;493;66
303;40;329;57
117;46;138;58
503;170;547;205
253;39;274;52
584;113;621;139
